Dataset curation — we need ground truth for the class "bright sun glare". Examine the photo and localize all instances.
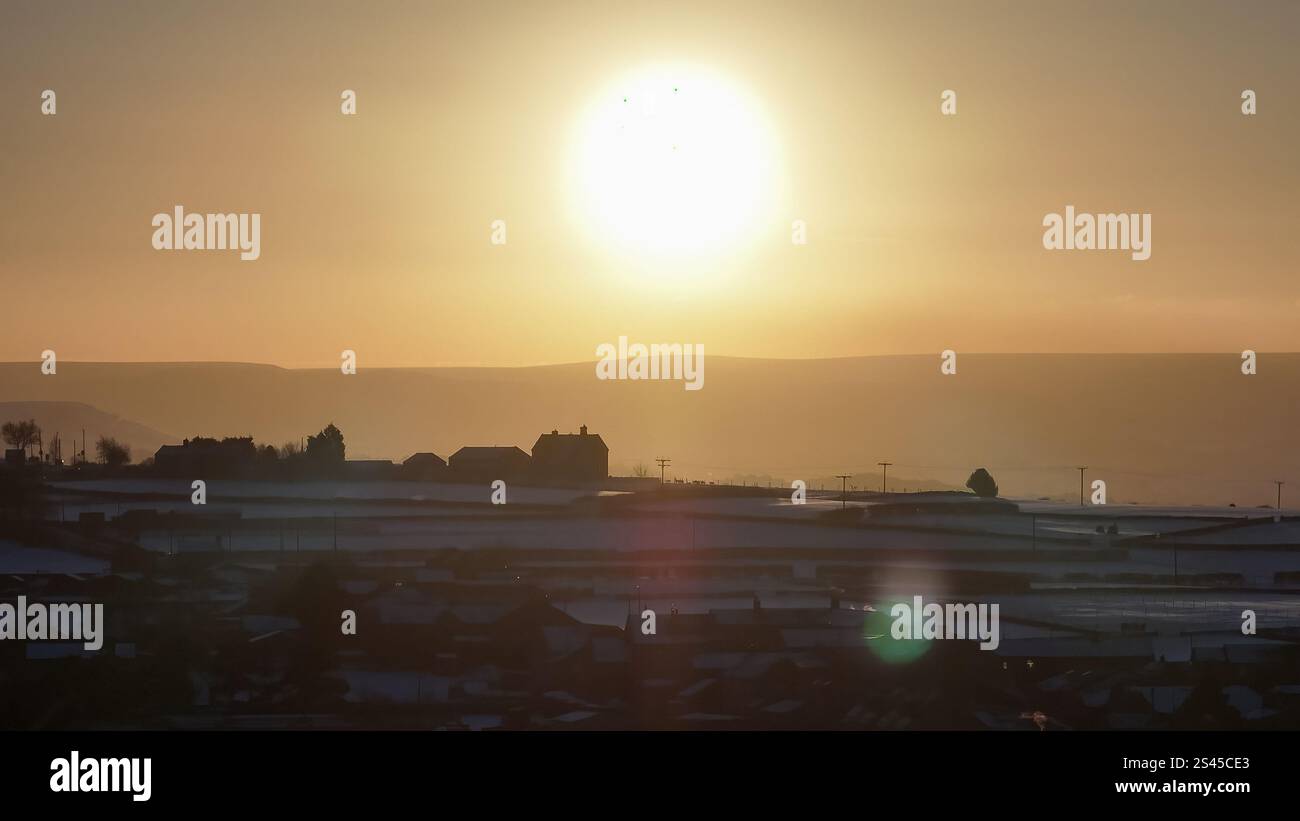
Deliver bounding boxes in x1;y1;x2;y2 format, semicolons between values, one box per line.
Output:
572;64;777;262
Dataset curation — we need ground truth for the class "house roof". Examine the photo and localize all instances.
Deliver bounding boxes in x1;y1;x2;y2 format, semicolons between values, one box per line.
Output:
403;452;445;466
450;446;529;462
532;429;608;460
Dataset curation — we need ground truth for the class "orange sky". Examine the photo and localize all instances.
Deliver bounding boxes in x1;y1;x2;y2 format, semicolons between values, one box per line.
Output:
3;0;1298;367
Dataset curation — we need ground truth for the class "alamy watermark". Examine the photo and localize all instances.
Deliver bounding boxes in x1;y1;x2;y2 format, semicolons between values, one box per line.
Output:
151;205;261;261
1042;205;1151;261
0;596;104;650
890;595;999;650
50;751;150;802
596;336;704;391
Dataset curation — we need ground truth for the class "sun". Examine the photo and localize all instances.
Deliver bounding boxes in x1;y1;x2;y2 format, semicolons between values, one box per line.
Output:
570;64;778;262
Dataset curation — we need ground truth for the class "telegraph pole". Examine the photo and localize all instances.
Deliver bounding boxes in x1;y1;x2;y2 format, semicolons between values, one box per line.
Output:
1076;466;1088;506
877;462;892;495
835;474;852;509
1275;480;1284;511
655;458;671;485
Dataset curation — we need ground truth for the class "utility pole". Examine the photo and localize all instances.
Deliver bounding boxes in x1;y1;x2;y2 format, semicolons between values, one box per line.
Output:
1076;466;1088;506
835;474;852;509
1275;480;1284;511
877;462;892;495
656;457;671;485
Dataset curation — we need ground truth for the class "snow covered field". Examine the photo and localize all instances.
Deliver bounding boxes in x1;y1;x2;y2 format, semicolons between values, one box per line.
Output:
134;515;1024;554
51;478;600;506
0;541;109;575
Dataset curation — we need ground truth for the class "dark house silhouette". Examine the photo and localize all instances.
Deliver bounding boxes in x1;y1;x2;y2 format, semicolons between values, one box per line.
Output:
400;452;447;480
449;446;531;480
155;437;257;477
531;425;608;482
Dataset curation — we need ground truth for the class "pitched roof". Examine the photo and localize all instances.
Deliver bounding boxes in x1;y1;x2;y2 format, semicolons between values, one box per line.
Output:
450;446;528;461
403;452;445;466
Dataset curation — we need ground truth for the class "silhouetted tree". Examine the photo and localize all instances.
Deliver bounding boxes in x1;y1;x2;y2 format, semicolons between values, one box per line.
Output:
966;467;999;498
2;419;41;456
283;561;347;638
305;423;345;464
1172;672;1240;729
96;436;131;467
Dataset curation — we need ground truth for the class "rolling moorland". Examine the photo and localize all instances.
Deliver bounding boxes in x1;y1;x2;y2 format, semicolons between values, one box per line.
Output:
1;353;1297;505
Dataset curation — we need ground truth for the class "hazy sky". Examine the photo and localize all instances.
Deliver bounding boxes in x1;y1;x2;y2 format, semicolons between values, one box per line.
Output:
3;0;1298;367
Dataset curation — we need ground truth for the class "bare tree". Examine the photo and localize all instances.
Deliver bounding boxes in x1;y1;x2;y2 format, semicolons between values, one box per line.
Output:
96;436;131;467
2;419;41;456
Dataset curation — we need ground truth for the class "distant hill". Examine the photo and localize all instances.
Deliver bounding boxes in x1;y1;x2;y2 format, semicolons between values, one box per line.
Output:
0;354;1296;506
0;400;176;463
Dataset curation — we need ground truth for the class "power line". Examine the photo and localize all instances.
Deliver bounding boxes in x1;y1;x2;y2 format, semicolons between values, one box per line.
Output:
655;457;671;485
834;474;852;509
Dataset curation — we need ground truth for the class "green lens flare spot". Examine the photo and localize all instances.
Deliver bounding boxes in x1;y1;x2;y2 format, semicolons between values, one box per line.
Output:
864;600;932;664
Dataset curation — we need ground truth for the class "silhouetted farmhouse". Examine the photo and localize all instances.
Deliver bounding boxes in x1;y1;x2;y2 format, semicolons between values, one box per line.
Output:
155;437;257;477
531;425;608;482
449;446;531;480
400;452;447;481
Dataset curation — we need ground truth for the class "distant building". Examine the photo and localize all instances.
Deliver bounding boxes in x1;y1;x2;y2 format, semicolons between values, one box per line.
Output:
449;446;531;480
152;445;185;473
531;425;608;482
400;452;447;481
154;437;257;477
